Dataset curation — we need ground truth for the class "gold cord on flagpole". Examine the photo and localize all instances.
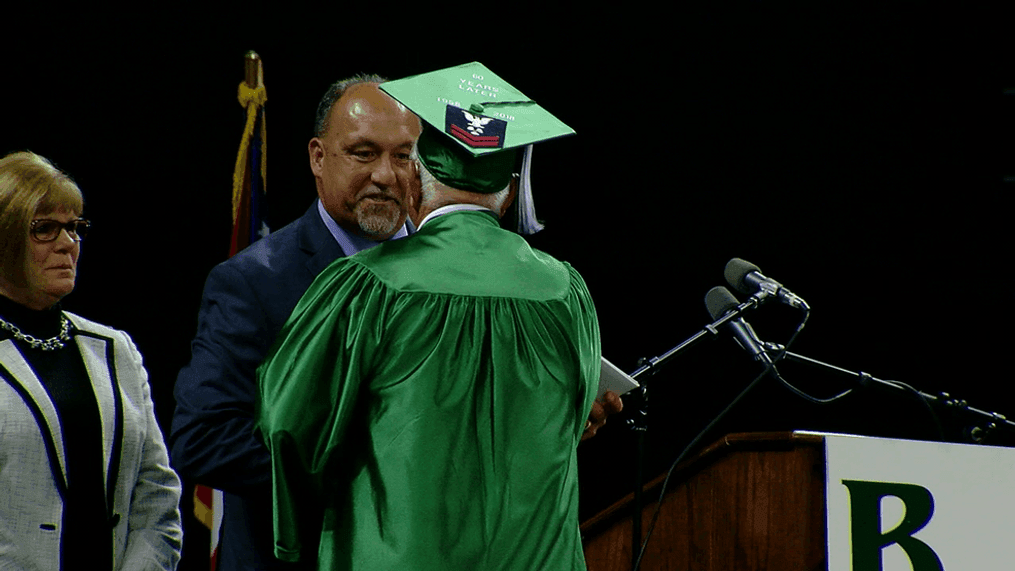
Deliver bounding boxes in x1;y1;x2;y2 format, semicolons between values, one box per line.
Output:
233;51;267;224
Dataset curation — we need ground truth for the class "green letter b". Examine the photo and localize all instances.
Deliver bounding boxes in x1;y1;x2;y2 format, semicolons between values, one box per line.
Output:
841;479;944;571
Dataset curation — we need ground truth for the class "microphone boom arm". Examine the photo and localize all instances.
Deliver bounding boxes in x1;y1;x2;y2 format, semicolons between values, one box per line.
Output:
767;344;1015;445
629;294;766;382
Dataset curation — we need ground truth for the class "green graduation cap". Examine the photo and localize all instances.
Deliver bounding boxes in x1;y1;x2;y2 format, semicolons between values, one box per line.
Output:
380;62;575;234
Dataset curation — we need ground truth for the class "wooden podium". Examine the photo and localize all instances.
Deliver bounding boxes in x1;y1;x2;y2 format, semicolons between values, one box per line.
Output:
580;432;827;571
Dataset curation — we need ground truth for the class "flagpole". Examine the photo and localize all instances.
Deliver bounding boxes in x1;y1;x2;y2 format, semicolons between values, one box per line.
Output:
244;51;263;89
195;50;270;571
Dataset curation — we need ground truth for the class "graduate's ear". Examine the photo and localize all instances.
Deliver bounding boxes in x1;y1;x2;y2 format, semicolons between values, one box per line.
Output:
497;175;519;218
407;160;423;227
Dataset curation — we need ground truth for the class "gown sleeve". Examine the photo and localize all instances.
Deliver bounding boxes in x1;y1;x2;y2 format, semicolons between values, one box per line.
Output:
255;261;382;562
568;263;601;439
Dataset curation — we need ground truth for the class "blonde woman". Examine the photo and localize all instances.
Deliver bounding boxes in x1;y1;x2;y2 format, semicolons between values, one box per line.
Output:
0;151;182;569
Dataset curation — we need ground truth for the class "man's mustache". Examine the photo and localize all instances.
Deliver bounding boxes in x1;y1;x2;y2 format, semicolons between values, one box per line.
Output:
356;189;402;205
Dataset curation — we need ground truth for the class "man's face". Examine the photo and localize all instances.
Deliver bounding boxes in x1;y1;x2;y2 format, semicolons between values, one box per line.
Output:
309;83;421;239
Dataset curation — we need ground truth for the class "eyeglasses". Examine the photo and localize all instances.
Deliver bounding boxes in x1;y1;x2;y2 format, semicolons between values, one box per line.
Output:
30;219;91;242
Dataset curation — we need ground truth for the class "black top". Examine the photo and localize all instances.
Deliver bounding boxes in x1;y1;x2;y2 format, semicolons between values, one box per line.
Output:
0;294;113;569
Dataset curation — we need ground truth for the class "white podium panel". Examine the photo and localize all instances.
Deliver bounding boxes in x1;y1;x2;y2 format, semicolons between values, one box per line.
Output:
810;431;1015;571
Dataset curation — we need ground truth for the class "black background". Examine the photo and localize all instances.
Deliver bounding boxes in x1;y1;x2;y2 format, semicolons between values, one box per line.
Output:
3;4;1005;568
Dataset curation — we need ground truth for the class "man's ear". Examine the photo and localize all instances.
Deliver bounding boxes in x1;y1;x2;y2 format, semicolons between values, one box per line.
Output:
498;175;520;218
308;137;325;177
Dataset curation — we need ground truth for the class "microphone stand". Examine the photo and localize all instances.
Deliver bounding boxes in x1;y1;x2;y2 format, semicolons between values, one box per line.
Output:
625;379;647;571
628;292;768;380
621;293;769;570
766;343;1015;444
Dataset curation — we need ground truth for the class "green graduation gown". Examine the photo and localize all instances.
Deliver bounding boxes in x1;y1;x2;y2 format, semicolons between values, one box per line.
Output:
256;209;600;570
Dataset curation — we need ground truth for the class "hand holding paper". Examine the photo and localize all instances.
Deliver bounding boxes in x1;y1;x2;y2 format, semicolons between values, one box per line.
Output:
582;358;640;442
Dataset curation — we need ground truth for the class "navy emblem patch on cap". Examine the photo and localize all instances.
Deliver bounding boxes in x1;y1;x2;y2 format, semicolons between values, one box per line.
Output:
445;105;507;149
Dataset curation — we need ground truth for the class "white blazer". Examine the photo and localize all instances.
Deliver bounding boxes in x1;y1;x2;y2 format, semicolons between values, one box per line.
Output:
0;312;182;570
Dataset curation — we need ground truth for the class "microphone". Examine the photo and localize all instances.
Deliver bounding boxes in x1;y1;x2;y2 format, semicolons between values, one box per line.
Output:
724;258;808;310
705;286;774;366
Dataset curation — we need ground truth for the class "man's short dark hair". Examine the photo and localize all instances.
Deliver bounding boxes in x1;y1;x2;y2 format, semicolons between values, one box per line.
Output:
314;74;389;137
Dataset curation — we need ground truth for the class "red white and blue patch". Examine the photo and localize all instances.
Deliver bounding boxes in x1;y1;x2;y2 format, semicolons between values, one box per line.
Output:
445;105;507;149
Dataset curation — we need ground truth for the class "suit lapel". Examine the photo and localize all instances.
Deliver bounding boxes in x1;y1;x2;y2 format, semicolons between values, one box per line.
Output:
0;338;70;495
299;201;347;276
298;199;414;277
67;315;123;514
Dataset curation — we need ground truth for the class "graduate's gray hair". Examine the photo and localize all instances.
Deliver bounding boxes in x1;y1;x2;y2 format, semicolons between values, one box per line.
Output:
412;146;511;212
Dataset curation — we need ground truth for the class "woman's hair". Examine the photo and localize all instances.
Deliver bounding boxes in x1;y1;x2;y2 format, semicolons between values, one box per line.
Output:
0;151;84;287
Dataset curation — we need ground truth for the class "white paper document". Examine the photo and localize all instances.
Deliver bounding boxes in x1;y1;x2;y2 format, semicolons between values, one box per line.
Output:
597;357;640;399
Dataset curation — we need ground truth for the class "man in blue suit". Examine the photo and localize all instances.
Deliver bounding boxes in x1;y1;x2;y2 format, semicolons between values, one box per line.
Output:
169;75;421;570
171;73;622;570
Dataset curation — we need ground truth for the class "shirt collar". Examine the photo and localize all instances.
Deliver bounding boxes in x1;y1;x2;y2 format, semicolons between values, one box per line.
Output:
316;199;411;256
417;204;496;230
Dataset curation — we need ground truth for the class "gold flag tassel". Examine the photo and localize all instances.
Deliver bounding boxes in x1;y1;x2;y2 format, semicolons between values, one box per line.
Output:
232;51;268;226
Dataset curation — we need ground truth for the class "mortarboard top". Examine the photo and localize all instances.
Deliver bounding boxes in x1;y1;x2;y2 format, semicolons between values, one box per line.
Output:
380;62;575;194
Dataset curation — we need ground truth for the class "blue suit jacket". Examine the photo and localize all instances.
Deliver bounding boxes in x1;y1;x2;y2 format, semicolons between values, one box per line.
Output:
170;202;344;570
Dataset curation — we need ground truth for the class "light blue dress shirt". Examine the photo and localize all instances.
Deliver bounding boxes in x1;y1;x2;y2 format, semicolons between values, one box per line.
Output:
317;199;412;256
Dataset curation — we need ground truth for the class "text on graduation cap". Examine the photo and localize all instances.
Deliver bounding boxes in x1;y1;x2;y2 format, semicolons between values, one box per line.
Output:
459;77;500;98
